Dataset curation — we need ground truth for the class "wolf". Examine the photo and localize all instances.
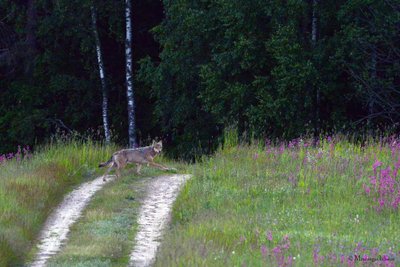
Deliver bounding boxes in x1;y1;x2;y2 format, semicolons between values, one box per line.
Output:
99;140;175;181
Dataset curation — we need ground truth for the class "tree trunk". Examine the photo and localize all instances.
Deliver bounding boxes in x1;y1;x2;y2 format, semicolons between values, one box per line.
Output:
311;0;320;135
125;0;137;147
25;0;37;75
368;45;377;129
311;0;318;46
91;5;111;144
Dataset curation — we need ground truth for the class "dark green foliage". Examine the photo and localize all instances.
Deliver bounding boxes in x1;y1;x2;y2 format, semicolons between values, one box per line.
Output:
0;0;163;153
139;0;400;158
1;0;399;158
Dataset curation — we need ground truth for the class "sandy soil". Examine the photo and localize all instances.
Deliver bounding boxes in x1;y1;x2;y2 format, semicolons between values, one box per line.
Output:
29;174;190;267
129;174;191;267
29;175;116;267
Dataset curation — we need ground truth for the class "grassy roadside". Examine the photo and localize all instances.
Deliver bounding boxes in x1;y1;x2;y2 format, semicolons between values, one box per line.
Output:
155;137;400;266
43;156;188;267
0;140;118;267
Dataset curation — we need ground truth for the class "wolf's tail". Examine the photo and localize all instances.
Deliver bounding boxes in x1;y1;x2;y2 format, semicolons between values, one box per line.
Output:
99;157;113;168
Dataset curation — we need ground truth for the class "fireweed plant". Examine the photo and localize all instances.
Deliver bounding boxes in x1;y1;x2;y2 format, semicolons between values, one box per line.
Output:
0;145;32;164
155;134;399;266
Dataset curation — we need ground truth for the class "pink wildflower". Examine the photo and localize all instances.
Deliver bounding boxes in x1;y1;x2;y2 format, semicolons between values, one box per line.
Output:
267;231;273;241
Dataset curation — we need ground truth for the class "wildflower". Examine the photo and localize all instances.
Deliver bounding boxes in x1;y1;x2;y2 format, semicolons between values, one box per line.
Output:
378;198;385;207
363;184;370;195
287;255;293;265
354;214;360;224
16;145;21;162
373;160;382;171
265;138;271;148
272;246;281;255
340;254;345;264
260;245;268;257
282;235;290;249
313;248;319;265
347;256;355;267
267;231;273;241
316;148;323;159
371;247;379;257
391;192;400;209
370;176;377;186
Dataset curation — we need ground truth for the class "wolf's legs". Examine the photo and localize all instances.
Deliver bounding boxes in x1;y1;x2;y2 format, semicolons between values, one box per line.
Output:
148;161;170;171
136;163;142;175
103;162;115;181
114;157;126;178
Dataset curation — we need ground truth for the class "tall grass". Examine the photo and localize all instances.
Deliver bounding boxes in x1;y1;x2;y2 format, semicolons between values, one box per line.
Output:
155;135;400;266
0;139;118;266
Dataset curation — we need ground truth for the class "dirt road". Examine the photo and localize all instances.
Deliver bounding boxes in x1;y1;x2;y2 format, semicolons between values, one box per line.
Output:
29;174;190;267
129;174;191;267
30;175;116;267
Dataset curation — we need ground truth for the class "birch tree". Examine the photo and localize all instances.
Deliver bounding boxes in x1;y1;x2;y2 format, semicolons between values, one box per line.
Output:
125;0;137;147
91;4;111;144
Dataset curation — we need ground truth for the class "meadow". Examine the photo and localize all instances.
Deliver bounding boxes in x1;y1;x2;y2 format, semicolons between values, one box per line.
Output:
1;133;400;266
0;138;118;266
155;134;400;266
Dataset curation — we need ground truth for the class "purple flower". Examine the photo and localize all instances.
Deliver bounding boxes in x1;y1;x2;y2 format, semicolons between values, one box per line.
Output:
363;184;371;195
260;245;268;257
379;198;385;207
373;160;382;170
313;248;319;265
272;246;281;255
371;248;379;257
340;254;345;264
286;255;293;266
370;176;377;186
267;231;273;241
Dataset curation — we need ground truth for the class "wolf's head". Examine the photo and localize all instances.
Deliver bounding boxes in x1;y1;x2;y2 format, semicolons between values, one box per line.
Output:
152;140;163;153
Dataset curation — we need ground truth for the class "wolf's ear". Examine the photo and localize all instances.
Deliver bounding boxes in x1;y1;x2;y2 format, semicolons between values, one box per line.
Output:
158;140;163;145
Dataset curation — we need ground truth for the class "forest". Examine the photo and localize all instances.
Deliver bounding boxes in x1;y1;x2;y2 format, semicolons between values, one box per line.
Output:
1;0;399;158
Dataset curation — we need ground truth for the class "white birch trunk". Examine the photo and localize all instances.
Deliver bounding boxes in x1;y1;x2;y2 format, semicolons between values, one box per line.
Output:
91;5;111;144
125;0;137;147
